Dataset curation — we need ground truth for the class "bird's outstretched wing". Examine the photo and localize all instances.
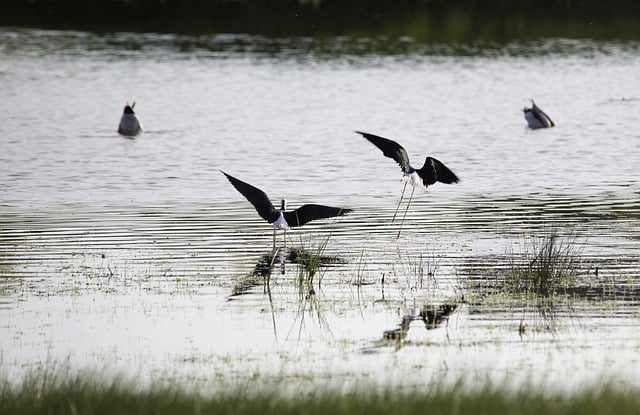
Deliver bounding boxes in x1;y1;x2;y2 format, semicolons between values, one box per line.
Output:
419;157;460;186
221;171;281;223
357;131;412;173
283;204;352;228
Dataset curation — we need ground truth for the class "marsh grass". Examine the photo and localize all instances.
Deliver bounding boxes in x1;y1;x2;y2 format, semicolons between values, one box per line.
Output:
461;232;592;330
351;250;368;286
2;374;640;415
507;233;582;298
393;248;442;293
290;235;331;294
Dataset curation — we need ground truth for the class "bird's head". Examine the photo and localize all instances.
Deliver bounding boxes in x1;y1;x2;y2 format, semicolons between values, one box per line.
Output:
123;103;135;114
280;199;287;211
523;99;536;113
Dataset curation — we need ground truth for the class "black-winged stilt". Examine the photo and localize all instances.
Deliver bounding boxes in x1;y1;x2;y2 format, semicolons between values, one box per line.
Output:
356;131;459;238
523;99;555;129
221;171;352;250
118;102;143;136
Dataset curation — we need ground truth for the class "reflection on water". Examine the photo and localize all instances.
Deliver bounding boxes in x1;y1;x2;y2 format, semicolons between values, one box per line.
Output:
2;29;640;61
380;299;462;344
1;26;640;392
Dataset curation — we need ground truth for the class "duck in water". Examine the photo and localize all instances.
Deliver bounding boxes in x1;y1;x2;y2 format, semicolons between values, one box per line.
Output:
118;102;143;136
523;99;555;129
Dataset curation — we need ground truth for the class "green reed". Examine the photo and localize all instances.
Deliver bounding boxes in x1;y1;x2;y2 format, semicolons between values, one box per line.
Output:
293;234;331;294
507;232;581;298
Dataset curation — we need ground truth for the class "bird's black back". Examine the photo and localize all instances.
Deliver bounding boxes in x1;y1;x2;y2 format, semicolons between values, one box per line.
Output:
418;157;460;186
221;171;281;223
283;204;352;228
531;101;555;127
357;131;413;173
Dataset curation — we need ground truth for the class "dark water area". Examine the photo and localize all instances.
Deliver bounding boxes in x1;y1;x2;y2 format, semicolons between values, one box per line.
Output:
3;0;640;42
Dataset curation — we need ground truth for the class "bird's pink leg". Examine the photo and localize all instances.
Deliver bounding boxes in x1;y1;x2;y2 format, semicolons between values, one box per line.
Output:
272;229;277;253
391;182;408;223
396;186;415;239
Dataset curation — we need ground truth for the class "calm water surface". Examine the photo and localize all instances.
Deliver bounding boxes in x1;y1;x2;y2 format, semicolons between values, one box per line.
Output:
1;28;639;393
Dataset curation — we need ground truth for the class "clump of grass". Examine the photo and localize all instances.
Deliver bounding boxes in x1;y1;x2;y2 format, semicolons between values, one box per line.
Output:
290;235;331;294
507;232;581;298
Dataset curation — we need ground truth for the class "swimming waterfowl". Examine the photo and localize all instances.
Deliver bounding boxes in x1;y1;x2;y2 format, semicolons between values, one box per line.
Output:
523;100;555;129
118;102;143;136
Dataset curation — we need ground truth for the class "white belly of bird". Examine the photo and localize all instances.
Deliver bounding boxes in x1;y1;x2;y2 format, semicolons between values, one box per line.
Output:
272;212;289;229
403;171;424;189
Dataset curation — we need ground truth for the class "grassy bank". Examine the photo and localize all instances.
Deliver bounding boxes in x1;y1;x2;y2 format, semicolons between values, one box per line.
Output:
2;376;640;415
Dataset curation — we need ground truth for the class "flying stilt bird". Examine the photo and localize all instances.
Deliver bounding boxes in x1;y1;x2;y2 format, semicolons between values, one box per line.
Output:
221;171;352;250
357;131;459;238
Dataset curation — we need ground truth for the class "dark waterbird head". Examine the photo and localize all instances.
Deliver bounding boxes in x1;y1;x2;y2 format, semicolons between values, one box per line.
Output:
123;102;136;114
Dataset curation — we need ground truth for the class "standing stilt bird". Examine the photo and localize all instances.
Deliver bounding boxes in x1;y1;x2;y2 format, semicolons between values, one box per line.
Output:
523;99;555;129
356;131;459;238
221;171;352;250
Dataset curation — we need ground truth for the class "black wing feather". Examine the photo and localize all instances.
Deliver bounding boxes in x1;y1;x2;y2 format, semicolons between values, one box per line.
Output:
356;131;412;173
221;171;280;223
418;157;460;186
283;204;352;228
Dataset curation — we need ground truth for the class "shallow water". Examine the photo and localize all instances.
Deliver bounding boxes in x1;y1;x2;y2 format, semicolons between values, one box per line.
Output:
1;28;640;393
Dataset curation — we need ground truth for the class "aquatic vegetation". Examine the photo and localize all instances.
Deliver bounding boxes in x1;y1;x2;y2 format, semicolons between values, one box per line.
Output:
392;248;444;298
351;250;367;286
506;233;582;298
459;232;600;331
289;235;332;295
